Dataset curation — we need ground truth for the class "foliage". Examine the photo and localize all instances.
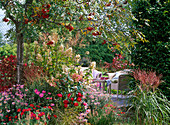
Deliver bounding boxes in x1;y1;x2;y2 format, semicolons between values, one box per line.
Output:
0;84;52;124
128;68;170;124
0;0;147;53
0;55;17;92
132;69;163;92
83;86;133;125
128;88;170;125
104;53;134;72
50;107;80;125
131;0;170;98
0;44;17;57
74;37;117;65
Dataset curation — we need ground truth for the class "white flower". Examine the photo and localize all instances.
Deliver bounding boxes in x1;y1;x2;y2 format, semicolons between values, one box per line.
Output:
90;61;96;69
34;41;38;45
85;51;89;55
76;54;81;58
36;54;43;62
65;47;72;56
59;44;64;52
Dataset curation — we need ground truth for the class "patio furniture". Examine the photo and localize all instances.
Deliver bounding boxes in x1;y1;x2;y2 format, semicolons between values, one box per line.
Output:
107;72;131;98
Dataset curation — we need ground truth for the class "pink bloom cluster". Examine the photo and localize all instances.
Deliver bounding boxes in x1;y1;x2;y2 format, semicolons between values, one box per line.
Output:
34;89;46;98
72;73;82;82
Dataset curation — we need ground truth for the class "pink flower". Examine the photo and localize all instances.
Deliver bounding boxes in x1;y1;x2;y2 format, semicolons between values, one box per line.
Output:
57;94;62;97
36;117;40;120
42;90;46;93
39;93;44;98
36;91;40;95
50;103;55;106
34;89;38;93
83;103;87;106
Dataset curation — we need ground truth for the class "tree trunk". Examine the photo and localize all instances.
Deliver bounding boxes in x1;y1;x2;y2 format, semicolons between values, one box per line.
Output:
16;24;24;84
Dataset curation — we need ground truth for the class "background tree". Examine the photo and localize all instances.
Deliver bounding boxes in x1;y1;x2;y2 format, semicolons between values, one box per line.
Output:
0;0;146;83
131;0;169;99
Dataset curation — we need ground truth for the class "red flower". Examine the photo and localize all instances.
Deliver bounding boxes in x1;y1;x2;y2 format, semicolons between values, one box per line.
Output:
106;3;111;6
64;104;68;108
67;93;71;98
32;113;36;118
22;109;26;112
24;63;27;66
3;18;9;22
65;25;74;31
88;17;92;20
9;119;12;121
5;115;8;118
96;31;101;35
63;100;69;104
21;112;24;115
77;97;81;102
48;106;52;109
77;92;82;97
47;4;51;9
113;43;118;46
30;104;34;107
27;108;31;111
14;116;18;119
36;105;40;108
17;108;21;112
35;117;40;120
92;32;97;36
47;41;54;45
74;102;79;106
42;14;49;19
42;9;46;14
92;31;102;36
48;115;51;119
71;98;74;101
87;27;94;31
25;19;29;24
53;115;57;118
102;40;107;45
69;26;74;31
57;94;62;97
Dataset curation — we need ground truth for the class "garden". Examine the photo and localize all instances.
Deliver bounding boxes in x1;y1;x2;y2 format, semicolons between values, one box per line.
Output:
0;0;169;125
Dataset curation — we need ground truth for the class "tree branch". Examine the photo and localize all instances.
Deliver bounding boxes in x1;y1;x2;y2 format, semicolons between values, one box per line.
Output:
1;1;17;24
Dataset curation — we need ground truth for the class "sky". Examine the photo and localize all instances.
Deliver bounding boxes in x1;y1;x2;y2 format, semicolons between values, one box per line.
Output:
0;9;12;42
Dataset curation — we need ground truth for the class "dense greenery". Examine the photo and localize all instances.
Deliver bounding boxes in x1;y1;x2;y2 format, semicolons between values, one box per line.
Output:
74;37;116;66
131;0;170;99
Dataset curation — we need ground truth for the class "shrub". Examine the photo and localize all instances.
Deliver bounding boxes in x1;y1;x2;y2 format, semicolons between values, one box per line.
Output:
0;55;17;91
131;0;170;99
104;53;134;72
0;44;17;58
74;38;116;65
128;69;170;124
